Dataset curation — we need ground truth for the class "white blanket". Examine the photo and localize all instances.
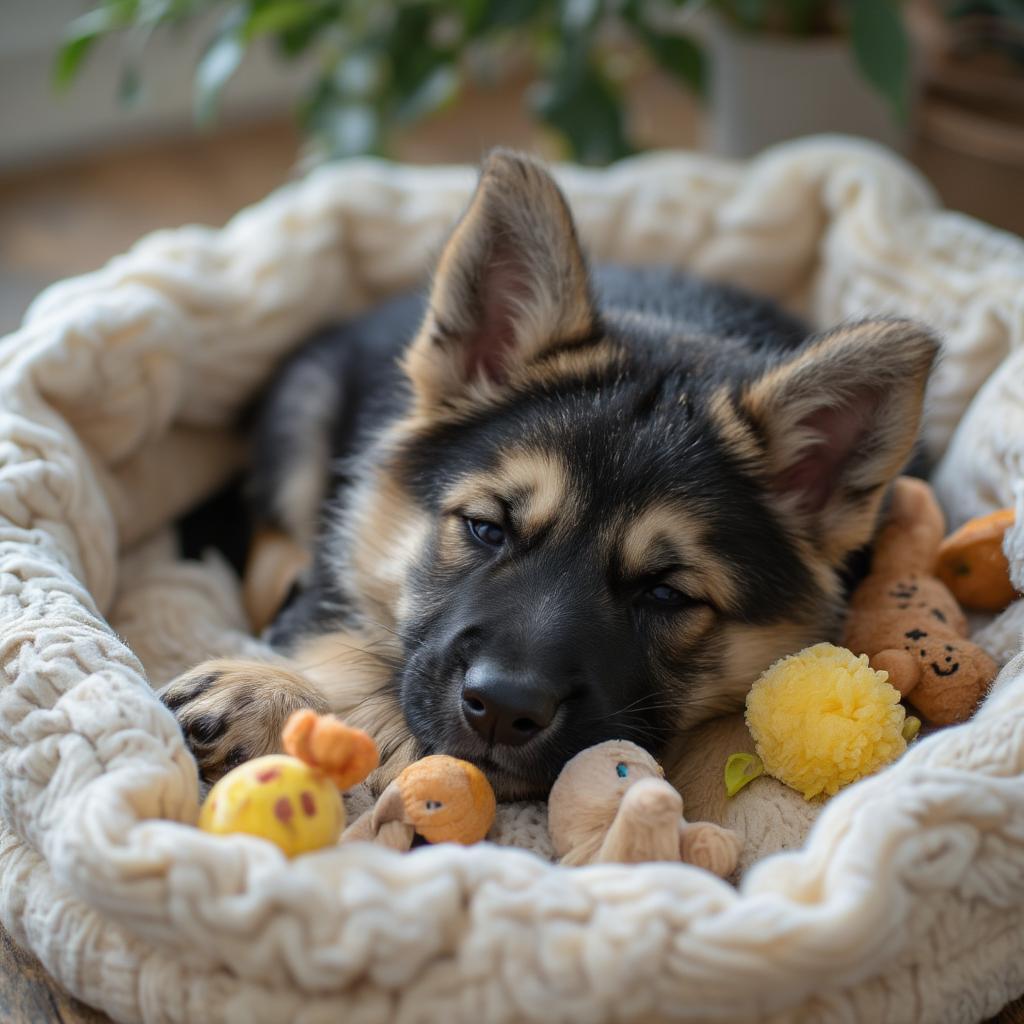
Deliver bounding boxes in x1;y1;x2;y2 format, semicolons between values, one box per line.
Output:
1;136;1022;1024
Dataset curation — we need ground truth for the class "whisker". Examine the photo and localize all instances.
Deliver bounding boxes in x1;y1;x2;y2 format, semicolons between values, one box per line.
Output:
361;616;426;649
297;638;403;675
586;692;679;724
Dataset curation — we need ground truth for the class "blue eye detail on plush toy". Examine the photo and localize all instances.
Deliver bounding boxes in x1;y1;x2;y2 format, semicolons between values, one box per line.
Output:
616;762;628;778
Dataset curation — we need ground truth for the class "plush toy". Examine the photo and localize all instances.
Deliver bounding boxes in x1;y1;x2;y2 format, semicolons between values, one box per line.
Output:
730;642;918;801
198;709;379;856
936;507;1018;612
343;754;496;849
843;476;997;725
547;739;742;877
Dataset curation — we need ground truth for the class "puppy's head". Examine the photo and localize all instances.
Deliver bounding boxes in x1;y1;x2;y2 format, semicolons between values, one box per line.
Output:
343;151;938;799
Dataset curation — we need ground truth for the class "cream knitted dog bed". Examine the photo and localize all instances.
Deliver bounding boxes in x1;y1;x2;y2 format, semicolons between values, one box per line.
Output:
2;136;1023;1024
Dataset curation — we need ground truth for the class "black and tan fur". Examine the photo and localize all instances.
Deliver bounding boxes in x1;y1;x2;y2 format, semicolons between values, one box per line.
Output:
162;150;938;800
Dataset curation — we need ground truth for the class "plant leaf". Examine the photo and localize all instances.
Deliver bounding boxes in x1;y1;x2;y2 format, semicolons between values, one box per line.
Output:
783;0;821;35
623;0;705;95
245;1;322;40
561;0;602;34
119;62;143;105
54;34;101;89
850;0;910;122
383;5;448;98
194;28;245;125
395;64;459;122
728;0;769;32
639;30;705;94
532;51;633;164
476;0;544;30
53;5;132;89
948;0;1024;22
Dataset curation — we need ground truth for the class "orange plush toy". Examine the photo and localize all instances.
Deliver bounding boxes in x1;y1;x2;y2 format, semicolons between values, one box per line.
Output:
936;508;1019;612
343;755;497;849
199;712;497;855
843;477;997;726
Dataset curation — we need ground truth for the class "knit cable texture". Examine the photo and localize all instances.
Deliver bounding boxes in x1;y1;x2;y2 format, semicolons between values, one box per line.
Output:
0;137;1022;1023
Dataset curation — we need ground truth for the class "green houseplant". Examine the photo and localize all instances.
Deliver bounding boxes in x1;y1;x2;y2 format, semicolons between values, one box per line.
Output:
56;0;912;164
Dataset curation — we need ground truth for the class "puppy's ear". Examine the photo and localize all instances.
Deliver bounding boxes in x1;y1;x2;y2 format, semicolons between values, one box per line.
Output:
736;319;939;563
404;149;597;411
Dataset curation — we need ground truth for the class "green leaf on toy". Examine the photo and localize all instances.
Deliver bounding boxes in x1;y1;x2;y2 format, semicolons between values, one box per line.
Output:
902;716;921;742
725;752;764;797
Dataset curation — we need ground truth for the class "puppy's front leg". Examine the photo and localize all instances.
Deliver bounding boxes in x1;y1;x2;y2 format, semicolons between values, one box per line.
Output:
160;659;328;784
160;627;416;789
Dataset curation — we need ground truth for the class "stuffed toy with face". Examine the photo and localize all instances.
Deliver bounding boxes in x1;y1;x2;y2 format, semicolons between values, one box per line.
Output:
843;477;997;725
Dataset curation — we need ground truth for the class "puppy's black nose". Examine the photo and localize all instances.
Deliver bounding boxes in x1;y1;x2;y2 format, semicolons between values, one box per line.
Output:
461;660;559;746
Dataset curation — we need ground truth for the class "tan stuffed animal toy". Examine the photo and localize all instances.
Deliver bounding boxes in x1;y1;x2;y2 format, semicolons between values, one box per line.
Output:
547;740;742;877
843;477;997;726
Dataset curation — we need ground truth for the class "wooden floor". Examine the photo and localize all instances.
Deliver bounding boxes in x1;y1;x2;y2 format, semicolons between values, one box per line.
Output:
1;84;1023;1024
0;118;305;335
0;928;110;1024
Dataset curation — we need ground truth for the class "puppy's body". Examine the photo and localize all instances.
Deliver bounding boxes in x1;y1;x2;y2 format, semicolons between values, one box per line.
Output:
164;152;938;800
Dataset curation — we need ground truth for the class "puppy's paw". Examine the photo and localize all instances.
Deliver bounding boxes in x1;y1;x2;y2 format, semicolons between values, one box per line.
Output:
159;659;328;783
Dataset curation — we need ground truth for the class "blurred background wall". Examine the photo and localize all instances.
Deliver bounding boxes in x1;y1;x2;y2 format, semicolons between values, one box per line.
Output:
1;0;1021;336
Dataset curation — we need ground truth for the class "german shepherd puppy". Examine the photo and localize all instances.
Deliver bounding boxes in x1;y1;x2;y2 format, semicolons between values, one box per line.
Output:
162;150;938;801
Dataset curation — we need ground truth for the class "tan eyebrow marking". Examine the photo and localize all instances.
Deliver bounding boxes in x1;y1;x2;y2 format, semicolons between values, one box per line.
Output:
441;448;573;540
617;501;740;609
707;386;760;464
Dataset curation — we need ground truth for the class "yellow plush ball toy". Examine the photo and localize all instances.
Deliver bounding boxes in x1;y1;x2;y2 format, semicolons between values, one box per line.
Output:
741;642;917;800
198;754;347;856
198;710;379;857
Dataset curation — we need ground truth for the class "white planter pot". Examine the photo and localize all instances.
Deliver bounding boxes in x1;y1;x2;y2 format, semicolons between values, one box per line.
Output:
706;21;906;157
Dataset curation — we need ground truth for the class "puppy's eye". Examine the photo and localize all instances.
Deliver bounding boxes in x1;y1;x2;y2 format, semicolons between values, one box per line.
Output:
425;800;443;811
644;583;688;606
466;518;506;548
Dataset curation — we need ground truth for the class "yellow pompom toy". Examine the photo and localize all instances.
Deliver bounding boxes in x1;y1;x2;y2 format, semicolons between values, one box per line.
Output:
734;642;919;800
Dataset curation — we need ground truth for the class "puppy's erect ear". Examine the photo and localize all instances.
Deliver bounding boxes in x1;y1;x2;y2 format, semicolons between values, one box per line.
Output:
404;149;597;411
735;319;939;563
